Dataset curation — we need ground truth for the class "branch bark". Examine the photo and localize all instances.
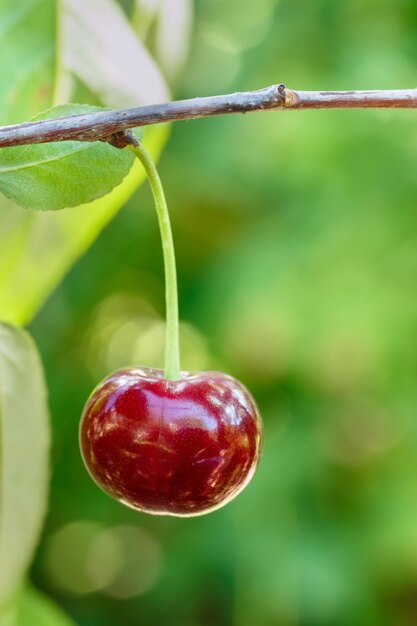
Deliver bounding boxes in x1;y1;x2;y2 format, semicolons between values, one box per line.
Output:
0;84;416;148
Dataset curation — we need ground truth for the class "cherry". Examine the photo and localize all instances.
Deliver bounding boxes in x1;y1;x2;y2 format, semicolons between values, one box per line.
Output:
80;367;262;516
79;142;263;516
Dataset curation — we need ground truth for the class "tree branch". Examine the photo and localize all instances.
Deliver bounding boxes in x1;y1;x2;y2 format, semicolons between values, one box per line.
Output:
0;84;416;149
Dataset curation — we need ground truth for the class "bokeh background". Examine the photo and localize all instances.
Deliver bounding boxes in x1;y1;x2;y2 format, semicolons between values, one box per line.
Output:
17;0;417;624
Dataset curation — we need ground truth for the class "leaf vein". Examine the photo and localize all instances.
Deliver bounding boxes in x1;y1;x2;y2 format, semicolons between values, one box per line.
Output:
0;143;97;175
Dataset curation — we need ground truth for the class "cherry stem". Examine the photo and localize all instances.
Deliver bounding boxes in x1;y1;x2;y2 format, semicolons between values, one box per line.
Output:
130;143;181;381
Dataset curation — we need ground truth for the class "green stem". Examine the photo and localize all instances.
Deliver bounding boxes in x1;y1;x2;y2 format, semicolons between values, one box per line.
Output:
130;143;181;380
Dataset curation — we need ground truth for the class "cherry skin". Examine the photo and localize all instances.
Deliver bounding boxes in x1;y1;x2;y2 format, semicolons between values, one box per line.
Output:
79;367;262;517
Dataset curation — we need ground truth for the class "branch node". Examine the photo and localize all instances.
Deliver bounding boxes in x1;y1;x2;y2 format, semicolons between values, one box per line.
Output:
104;130;139;149
283;88;299;107
271;84;286;108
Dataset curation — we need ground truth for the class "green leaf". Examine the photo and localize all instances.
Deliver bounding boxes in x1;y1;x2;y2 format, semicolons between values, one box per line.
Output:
0;1;55;126
16;587;76;626
0;104;135;211
0;324;49;608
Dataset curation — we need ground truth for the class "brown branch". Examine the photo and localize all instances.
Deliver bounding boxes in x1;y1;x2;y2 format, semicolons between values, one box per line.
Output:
0;84;416;149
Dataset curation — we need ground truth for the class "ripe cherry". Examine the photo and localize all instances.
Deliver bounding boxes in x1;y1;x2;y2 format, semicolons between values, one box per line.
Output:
79;142;263;516
80;367;262;516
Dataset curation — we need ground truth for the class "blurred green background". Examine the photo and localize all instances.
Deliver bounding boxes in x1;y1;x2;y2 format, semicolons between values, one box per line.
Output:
19;0;417;624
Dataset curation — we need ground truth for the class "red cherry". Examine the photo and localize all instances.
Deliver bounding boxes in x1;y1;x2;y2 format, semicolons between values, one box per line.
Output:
79;367;262;517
